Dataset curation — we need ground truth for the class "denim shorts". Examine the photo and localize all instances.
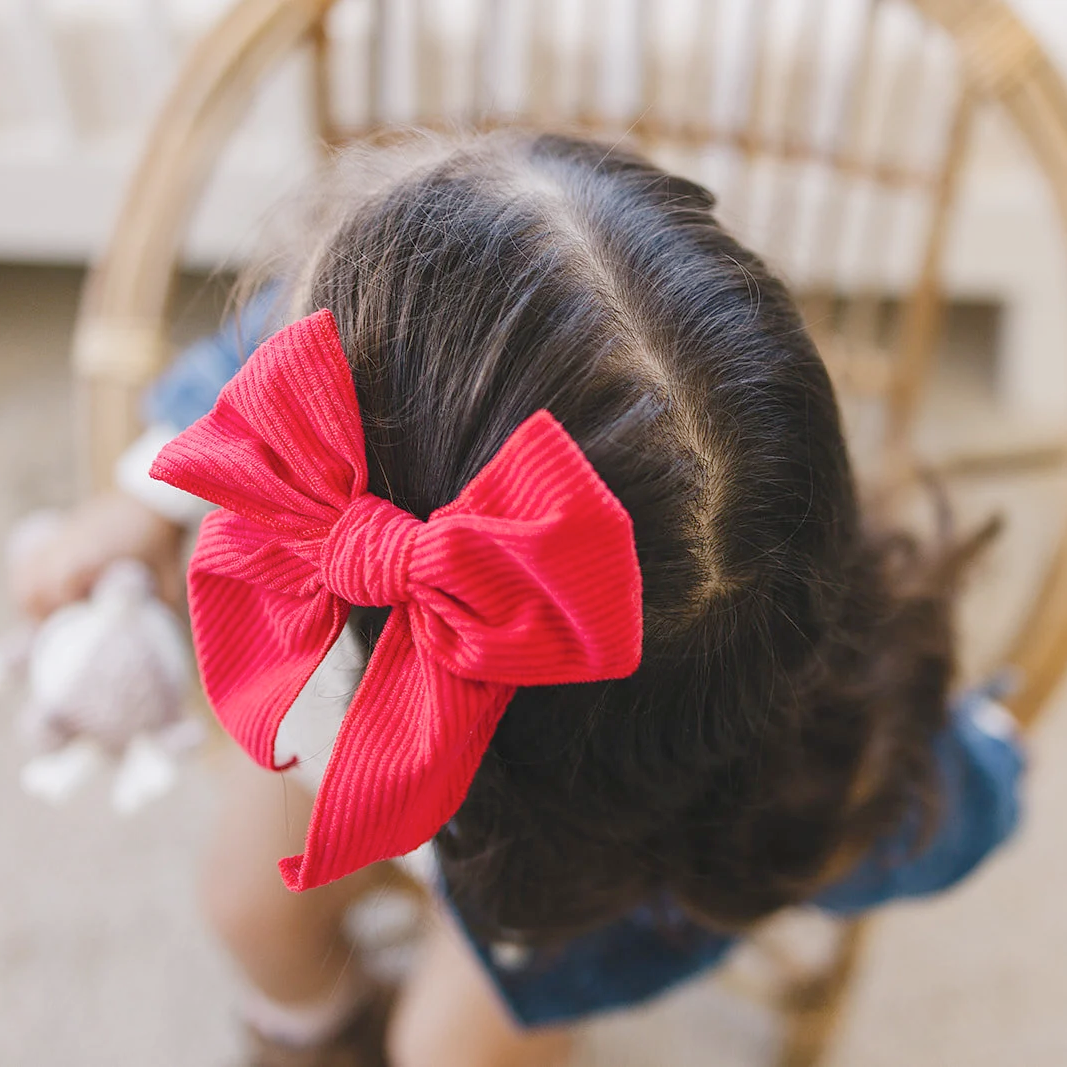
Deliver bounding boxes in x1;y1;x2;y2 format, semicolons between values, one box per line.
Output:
450;691;1023;1027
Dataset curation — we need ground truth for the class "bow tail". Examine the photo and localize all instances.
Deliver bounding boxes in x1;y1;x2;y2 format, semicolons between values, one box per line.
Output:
280;610;514;891
189;511;349;770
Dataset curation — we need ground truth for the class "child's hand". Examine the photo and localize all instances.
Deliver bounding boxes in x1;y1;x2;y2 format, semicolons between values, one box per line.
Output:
9;492;183;620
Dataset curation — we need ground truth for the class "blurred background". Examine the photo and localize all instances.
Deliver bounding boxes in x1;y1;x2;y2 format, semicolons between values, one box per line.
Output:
2;1;1067;1064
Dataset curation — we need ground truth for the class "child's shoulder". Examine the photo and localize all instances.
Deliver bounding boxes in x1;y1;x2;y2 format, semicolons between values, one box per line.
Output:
144;287;284;432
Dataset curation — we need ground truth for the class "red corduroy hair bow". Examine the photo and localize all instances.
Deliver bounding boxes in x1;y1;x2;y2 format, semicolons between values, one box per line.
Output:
151;309;643;890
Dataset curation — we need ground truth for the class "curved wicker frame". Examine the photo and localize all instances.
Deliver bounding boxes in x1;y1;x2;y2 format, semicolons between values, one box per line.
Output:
71;2;1067;1063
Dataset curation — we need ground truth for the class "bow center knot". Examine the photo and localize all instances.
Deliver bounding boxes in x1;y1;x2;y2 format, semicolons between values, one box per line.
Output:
322;494;422;607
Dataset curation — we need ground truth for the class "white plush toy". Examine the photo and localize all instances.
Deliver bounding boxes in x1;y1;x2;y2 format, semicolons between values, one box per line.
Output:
1;511;204;814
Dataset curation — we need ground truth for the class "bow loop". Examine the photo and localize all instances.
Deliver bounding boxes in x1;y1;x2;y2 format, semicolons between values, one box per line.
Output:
148;308;368;534
324;494;421;607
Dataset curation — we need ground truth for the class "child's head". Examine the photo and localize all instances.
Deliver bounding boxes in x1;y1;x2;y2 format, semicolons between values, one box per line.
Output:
290;131;955;941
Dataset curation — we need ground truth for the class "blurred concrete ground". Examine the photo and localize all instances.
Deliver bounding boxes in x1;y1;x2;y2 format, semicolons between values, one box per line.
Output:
1;265;1065;1066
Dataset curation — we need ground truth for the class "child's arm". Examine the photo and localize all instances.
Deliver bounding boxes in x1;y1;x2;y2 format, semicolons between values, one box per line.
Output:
814;689;1024;914
10;290;282;618
10;492;183;618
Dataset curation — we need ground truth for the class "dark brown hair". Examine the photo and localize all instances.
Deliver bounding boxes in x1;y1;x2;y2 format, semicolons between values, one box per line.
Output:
304;131;959;944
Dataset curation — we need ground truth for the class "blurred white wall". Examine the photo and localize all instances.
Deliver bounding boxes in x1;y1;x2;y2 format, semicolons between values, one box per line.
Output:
0;0;1062;262
943;0;1067;417
0;0;313;266
1014;0;1067;72
1;0;1066;414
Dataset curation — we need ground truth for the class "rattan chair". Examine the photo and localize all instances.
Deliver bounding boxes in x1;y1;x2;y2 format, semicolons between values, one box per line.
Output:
71;1;1067;1063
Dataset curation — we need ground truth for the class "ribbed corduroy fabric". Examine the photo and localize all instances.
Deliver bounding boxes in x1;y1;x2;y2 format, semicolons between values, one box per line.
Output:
150;310;643;890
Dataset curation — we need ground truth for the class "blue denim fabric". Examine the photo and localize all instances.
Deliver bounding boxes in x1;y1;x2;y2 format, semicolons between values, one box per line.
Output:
142;287;283;430
452;691;1024;1026
457;898;736;1027
813;691;1022;913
